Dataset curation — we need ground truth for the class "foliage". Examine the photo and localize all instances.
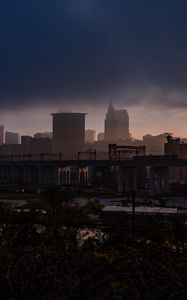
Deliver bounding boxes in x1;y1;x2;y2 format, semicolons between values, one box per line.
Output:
0;189;186;299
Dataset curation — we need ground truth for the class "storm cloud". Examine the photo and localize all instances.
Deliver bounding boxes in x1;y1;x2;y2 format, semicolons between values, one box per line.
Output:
1;0;187;109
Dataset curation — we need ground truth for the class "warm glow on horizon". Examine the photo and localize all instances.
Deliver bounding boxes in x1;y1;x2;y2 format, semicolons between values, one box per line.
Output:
0;104;187;140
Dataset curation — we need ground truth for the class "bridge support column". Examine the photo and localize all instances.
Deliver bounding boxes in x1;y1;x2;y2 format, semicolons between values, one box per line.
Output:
56;167;61;185
10;165;15;181
78;166;89;186
117;167;124;194
38;166;43;185
53;166;59;185
88;166;95;185
149;167;169;194
162;167;169;193
133;168;137;192
25;166;31;184
42;167;49;185
156;168;162;194
156;167;170;194
117;167;137;194
58;166;71;186
149;167;156;194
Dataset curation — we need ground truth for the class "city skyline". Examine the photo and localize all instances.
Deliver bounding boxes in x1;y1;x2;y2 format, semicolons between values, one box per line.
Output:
0;2;187;298
0;104;187;140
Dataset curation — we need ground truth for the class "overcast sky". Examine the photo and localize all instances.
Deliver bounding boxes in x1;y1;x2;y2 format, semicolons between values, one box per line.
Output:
1;0;187;138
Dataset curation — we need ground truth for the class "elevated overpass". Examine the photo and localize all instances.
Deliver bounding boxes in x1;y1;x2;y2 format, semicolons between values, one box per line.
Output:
0;154;186;194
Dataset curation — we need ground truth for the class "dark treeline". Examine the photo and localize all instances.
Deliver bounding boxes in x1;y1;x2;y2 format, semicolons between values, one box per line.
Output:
0;188;186;299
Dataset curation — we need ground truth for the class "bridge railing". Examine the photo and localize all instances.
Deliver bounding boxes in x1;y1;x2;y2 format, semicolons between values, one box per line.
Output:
0;152;108;162
0;153;179;162
0;151;110;162
0;153;62;162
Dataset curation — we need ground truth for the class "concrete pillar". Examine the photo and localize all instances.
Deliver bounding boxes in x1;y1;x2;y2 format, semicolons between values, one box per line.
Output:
57;167;63;185
80;169;84;185
67;167;71;185
117;167;137;194
23;166;27;182
67;170;70;184
117;166;124;194
63;171;66;184
58;166;71;186
163;167;169;193
124;168;131;192
6;166;10;180
131;168;137;192
88;166;96;185
149;167;156;194
157;168;163;194
55;166;61;185
85;169;88;184
43;168;47;184
75;167;80;187
153;167;169;194
11;165;14;181
38;166;42;185
78;167;89;186
30;167;37;183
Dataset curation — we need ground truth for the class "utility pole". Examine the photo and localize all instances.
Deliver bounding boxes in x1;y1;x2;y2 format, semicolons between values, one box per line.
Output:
132;190;136;244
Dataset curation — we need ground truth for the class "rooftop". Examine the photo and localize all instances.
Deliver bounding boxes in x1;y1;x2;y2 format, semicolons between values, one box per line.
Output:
51;112;87;116
102;206;179;214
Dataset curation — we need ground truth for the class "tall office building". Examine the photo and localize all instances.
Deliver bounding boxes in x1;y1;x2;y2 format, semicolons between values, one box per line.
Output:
104;103;129;141
52;112;86;155
97;132;104;141
143;134;166;155
85;129;96;144
5;131;19;144
21;135;52;154
21;135;33;153
0;125;4;145
34;132;52;139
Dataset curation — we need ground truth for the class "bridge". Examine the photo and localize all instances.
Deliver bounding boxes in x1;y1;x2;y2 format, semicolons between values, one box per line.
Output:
0;154;186;194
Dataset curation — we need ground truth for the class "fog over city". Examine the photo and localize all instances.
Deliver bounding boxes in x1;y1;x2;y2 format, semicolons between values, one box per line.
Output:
1;3;187;298
1;0;187;136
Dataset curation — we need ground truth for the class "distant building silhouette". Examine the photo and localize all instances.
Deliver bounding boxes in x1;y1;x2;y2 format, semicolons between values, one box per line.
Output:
0;125;4;145
5;131;19;144
21;135;52;154
97;132;104;141
143;134;166;155
165;136;187;183
52;112;86;156
85;129;96;144
0;144;22;155
21;136;33;153
104;102;129;141
32;138;52;154
34;132;52;139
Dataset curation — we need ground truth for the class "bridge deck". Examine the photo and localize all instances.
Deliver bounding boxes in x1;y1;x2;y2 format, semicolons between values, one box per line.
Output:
0;155;186;167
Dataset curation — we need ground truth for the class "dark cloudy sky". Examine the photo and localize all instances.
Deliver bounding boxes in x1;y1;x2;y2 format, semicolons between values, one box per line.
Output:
1;0;187;137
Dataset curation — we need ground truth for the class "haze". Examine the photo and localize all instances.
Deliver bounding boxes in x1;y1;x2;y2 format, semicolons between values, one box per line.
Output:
1;0;187;138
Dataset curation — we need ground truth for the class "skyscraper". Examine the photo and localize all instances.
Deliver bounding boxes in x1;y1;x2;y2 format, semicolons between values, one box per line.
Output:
143;134;166;155
85;129;96;144
97;132;104;141
5;131;19;144
104;103;129;141
52;112;86;156
34;132;52;139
